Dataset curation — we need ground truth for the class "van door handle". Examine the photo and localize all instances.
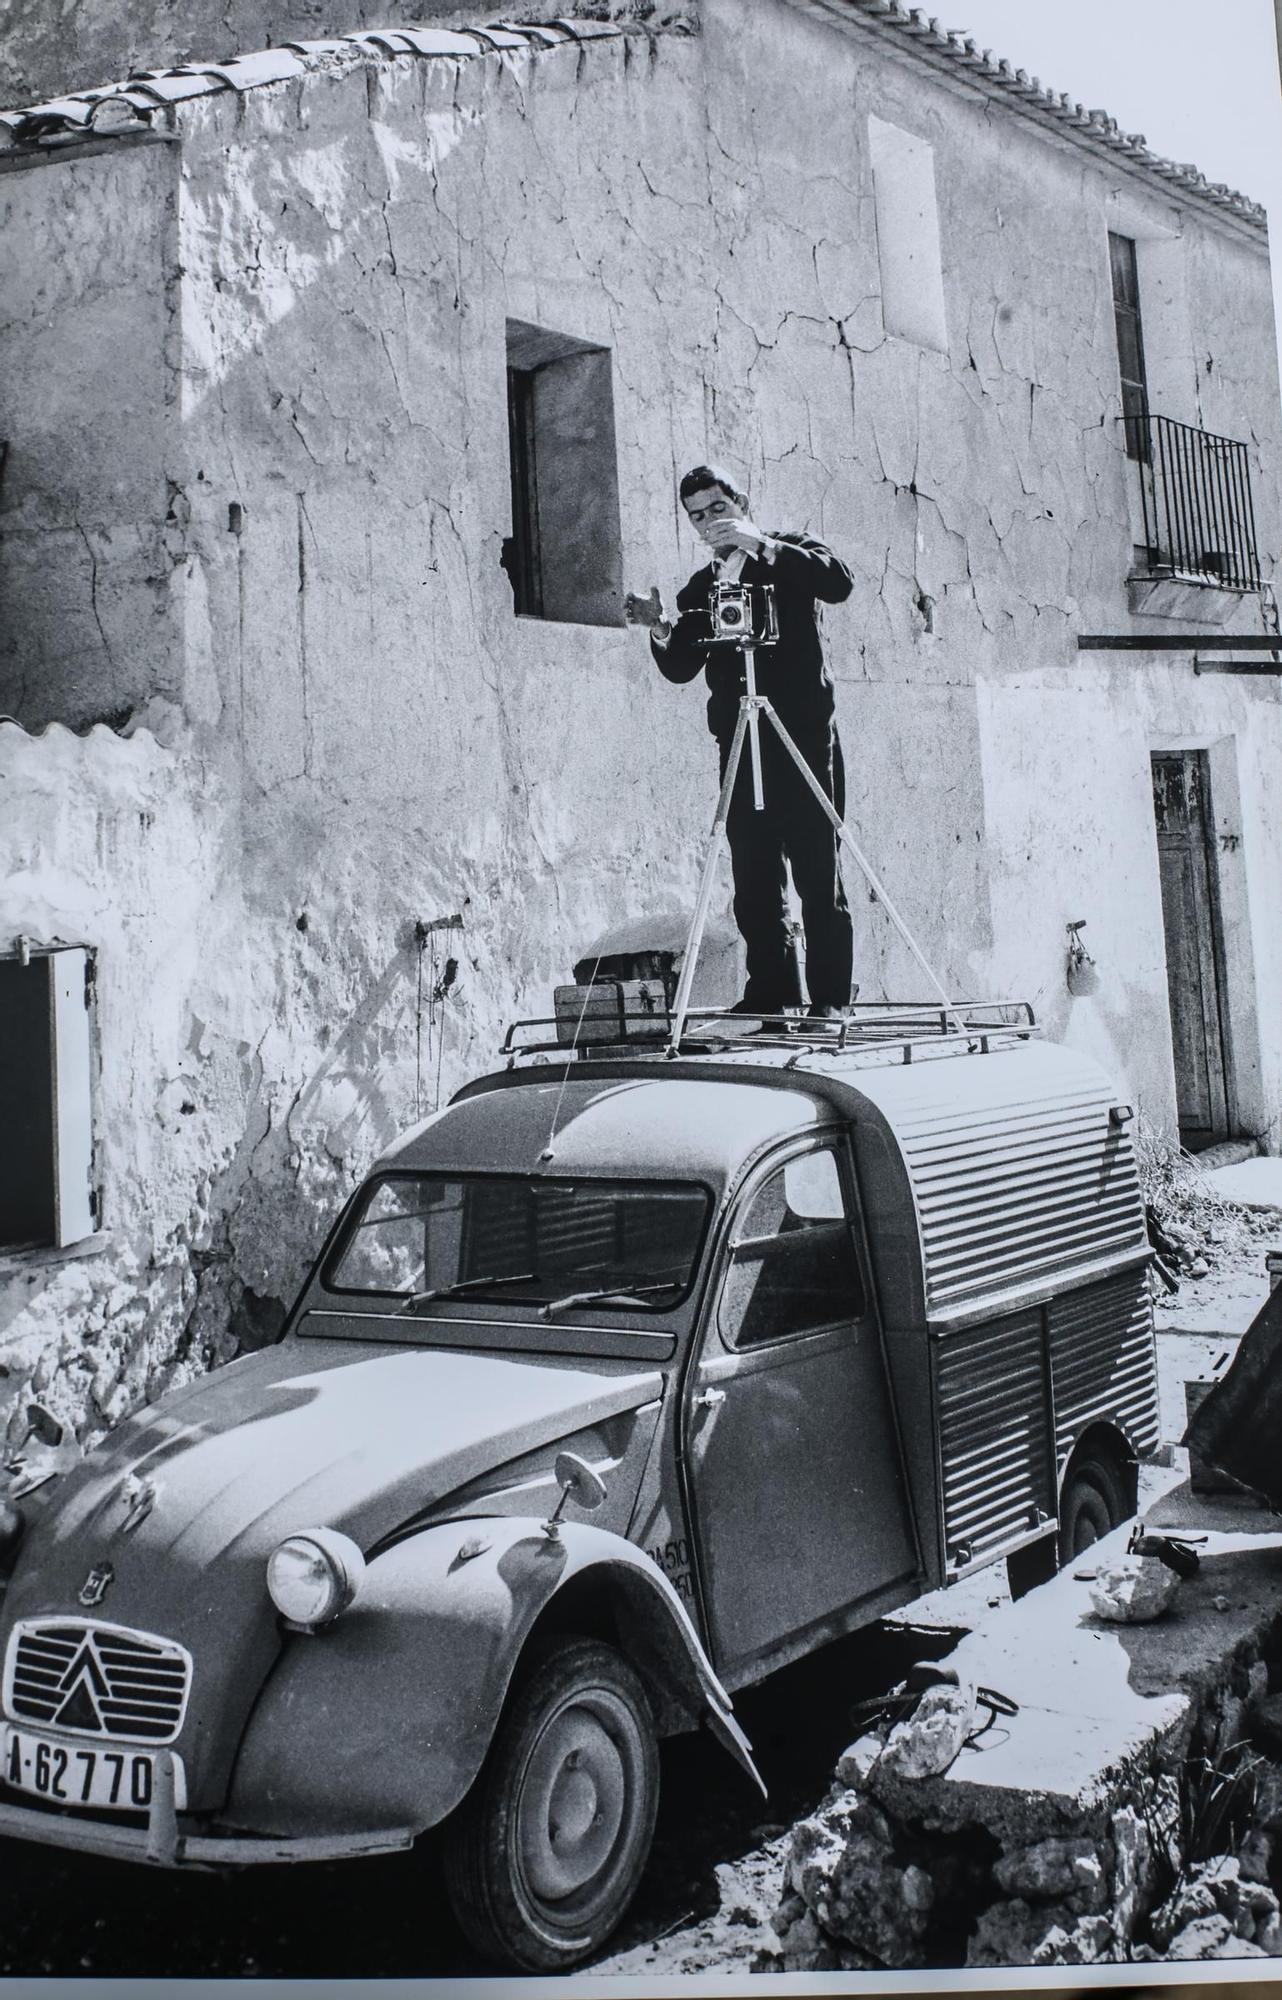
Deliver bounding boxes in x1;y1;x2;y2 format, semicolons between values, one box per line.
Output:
694;1387;726;1410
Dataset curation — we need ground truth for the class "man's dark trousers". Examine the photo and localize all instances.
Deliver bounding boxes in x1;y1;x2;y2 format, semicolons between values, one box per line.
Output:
719;716;853;1013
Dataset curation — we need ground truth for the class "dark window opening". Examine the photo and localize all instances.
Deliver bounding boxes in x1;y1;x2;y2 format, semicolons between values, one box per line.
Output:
506;366;542;617
504;320;625;628
1109;232;1150;463
0;948;98;1252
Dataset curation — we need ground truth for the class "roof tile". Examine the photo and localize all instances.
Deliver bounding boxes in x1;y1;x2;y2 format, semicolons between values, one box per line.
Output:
89;97;150;132
0;3;1264;233
385;28;491;56
487;20;573;44
195;49;306;89
348;29;422;53
457;26;533;50
280;38;354;57
127;72;228;103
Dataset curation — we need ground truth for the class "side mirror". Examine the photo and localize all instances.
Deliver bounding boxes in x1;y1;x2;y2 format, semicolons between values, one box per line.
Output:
542;1452;608;1542
554;1450;606;1513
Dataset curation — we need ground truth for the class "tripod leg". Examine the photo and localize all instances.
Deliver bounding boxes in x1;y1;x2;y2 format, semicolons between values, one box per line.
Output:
742;644;764;811
760;705;963;1027
667;705;748;1053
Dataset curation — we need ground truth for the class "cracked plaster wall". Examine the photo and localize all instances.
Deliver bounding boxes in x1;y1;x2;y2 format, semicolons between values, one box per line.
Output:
1;4;1281;1427
697;0;1282;1137
0;143;183;727
0;716;250;1441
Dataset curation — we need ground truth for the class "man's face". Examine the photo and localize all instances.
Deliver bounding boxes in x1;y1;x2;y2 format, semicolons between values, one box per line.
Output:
682;485;742;544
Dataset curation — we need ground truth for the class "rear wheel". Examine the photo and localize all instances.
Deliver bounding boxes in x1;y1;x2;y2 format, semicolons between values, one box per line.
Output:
1058;1454;1130;1560
1007;1453;1132;1598
443;1634;659;1972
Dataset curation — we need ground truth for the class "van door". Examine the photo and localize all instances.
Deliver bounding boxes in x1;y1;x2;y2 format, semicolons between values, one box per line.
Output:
685;1138;919;1680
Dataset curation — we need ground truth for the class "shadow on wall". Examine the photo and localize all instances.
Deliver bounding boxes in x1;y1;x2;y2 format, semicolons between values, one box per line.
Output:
153;924;452;1401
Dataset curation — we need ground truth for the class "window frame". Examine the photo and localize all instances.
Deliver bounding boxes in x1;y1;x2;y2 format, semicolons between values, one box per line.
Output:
503;318;626;630
506;362;544;618
319;1166;716;1315
714;1133;870;1355
0;943;100;1254
867;114;949;356
1108;230;1150;464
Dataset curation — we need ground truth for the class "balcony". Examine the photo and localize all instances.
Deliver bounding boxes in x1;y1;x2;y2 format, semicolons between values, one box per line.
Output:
1126;409;1263;594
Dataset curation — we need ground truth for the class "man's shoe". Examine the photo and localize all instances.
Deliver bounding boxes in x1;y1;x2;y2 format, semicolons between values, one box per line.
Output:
805;1004;847;1032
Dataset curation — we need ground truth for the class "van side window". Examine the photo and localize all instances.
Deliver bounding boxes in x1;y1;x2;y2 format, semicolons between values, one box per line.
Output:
719;1147;865;1349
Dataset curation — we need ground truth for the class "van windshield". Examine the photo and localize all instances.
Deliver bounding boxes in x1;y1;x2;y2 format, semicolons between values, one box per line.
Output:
323;1172;711;1314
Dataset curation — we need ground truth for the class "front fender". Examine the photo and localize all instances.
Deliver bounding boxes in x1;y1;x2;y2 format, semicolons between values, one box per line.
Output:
222;1517;761;1842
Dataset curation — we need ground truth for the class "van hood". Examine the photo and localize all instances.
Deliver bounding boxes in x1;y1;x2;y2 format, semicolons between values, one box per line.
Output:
8;1335;664;1585
0;1337;665;1807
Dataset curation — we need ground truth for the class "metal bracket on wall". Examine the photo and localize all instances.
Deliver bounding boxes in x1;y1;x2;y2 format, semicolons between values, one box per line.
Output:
1078;634;1282;674
1191;660;1282;675
1078;635;1282;653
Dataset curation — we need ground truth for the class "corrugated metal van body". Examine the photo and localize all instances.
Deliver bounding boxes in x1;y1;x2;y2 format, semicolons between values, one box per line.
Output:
852;1043;1146;1323
849;1041;1156;1580
933;1308;1055;1567
933;1269;1160;1569
1050;1266;1160;1464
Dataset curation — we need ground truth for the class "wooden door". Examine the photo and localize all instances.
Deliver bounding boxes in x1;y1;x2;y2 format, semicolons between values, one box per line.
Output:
1152;751;1233;1150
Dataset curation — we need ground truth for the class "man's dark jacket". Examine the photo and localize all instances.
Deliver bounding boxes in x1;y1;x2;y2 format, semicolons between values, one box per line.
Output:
650;534;854;743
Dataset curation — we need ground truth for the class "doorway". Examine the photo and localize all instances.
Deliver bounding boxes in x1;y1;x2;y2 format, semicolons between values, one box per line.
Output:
1151;750;1235;1150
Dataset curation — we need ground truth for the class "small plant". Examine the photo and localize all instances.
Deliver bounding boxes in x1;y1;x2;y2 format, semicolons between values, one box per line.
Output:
1140;1739;1266;1920
1181;1740;1265;1866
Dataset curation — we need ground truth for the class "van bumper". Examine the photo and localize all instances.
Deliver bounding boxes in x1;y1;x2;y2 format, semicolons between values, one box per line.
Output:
0;1788;414;1869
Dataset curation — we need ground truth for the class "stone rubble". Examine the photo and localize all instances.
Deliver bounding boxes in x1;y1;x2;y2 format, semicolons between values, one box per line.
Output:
1148;1854;1281;1957
769;1746;1276;1971
1088;1554;1182;1623
877;1683;977;1782
766;1534;1282;1975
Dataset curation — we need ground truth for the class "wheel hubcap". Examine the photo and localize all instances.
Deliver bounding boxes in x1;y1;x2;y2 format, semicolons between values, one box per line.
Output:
521;1704;628;1901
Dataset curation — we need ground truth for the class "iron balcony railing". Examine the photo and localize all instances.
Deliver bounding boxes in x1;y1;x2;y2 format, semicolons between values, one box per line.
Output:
1126;408;1263;591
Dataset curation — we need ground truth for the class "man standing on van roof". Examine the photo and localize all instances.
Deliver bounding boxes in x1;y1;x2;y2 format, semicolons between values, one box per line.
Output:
625;464;855;1021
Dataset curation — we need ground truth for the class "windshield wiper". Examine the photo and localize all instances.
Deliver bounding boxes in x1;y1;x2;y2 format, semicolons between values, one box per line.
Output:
393;1271;539;1310
538;1279;683;1322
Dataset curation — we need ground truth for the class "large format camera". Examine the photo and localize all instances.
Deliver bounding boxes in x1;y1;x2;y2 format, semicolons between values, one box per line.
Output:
707;579;779;645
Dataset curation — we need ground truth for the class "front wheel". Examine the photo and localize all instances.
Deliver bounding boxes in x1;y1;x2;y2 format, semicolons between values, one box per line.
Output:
443;1634;660;1972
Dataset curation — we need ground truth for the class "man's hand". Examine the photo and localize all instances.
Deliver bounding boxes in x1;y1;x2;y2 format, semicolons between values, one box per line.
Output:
704;514;768;556
624;586;667;629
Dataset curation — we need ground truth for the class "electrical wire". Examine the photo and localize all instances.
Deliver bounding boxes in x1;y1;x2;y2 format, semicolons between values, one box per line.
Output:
543;952;604;1157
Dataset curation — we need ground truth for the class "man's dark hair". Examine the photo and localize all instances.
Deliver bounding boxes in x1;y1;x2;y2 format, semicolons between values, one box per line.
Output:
678;463;747;508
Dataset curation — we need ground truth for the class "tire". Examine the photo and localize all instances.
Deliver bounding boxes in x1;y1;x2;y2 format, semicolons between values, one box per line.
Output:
443;1634;660;1973
1058;1455;1130;1563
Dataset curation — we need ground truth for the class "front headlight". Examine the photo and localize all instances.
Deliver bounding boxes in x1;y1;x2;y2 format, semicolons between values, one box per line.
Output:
266;1528;365;1628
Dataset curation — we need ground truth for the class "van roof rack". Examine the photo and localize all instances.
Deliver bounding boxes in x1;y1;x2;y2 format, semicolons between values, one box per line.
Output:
500;999;1039;1066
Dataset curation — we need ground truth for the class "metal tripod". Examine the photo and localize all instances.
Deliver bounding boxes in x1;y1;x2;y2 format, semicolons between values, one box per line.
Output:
666;639;962;1052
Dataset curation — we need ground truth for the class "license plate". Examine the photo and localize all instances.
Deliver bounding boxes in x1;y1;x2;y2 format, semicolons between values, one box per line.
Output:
2;1725;185;1811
